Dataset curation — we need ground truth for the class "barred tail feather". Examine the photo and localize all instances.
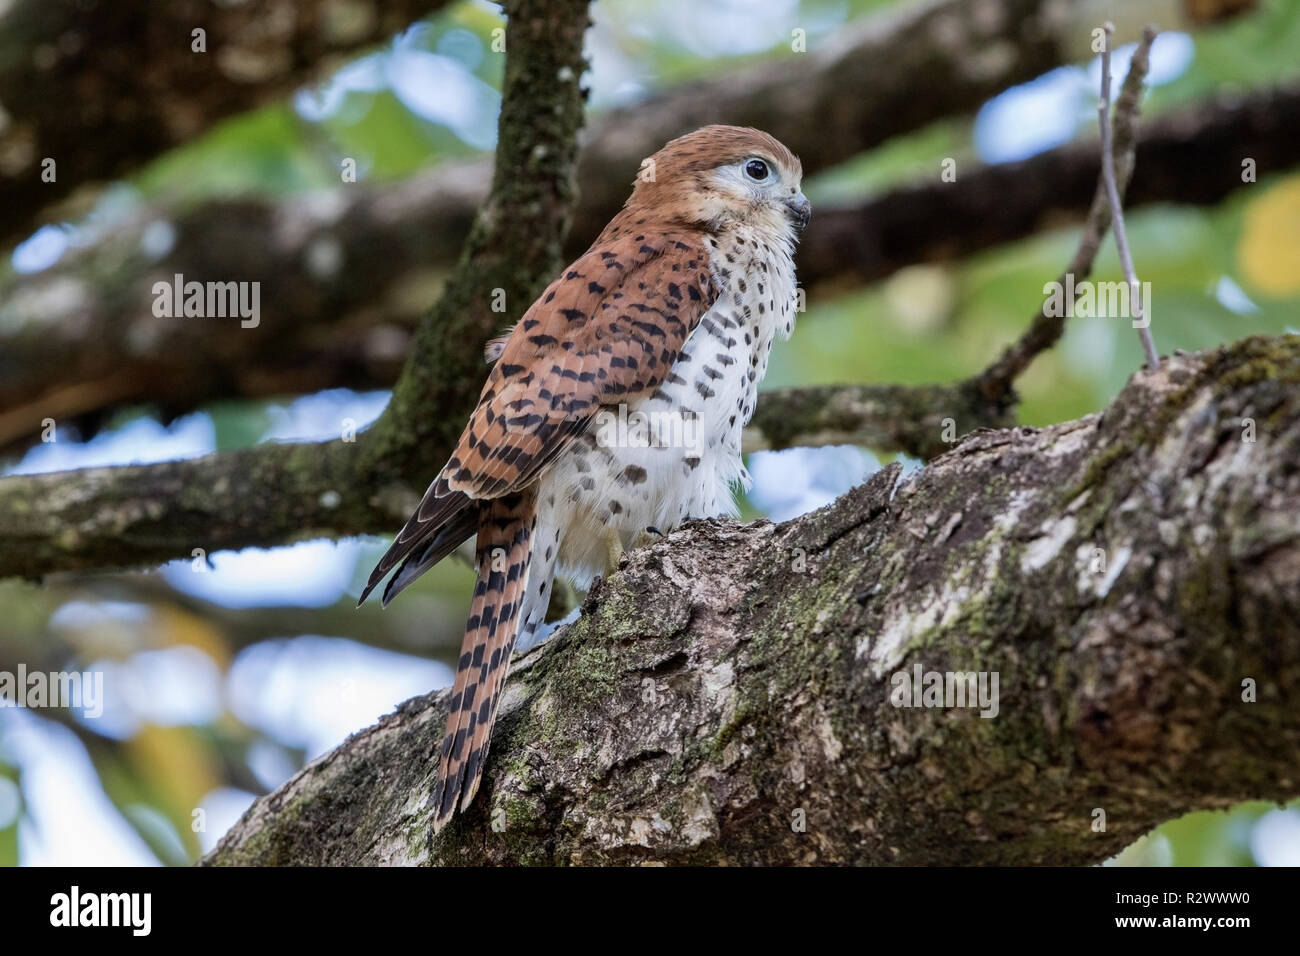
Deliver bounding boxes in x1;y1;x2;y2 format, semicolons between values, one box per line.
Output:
381;505;478;608
431;490;535;831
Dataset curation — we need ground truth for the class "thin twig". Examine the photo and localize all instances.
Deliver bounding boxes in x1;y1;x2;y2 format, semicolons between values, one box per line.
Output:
1099;23;1161;370
970;26;1158;403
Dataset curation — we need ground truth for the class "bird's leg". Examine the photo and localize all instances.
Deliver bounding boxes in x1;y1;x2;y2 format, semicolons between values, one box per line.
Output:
604;530;625;573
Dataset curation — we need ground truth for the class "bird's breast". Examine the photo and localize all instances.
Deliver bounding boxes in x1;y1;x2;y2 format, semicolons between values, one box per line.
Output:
536;225;799;583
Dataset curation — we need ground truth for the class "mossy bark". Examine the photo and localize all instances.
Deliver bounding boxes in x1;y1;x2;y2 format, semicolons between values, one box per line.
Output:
206;336;1300;866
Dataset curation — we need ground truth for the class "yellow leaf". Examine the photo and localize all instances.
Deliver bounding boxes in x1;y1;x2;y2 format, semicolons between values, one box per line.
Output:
125;723;221;857
149;605;232;670
1238;175;1300;297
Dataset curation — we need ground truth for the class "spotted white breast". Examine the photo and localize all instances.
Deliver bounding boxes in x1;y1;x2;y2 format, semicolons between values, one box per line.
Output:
514;220;799;648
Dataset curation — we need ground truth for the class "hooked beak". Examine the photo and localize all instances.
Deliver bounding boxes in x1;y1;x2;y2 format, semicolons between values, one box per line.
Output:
785;192;811;232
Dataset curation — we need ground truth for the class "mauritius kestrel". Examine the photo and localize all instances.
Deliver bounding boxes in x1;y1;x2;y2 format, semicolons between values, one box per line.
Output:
359;125;810;831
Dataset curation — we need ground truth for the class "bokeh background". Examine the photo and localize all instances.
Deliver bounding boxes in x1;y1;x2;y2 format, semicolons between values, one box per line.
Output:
1;0;1298;865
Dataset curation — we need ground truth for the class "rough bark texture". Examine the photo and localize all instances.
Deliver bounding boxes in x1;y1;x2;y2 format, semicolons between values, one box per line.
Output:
0;0;453;250
204;335;1300;866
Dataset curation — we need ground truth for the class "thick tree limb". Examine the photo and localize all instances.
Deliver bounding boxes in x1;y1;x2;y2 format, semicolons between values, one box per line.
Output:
6;81;1296;452
203;335;1300;865
0;0;454;250
0;371;1015;579
743;380;1013;460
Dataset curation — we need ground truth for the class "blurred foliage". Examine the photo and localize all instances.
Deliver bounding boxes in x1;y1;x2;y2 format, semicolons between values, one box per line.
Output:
0;762;19;867
3;0;1299;865
1145;0;1300;107
134;3;508;201
770;178;1300;429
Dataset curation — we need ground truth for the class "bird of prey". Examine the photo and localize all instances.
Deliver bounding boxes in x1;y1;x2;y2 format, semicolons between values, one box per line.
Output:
359;125;810;832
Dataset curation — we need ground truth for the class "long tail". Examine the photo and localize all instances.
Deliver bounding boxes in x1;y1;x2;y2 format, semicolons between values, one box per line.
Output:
431;489;535;831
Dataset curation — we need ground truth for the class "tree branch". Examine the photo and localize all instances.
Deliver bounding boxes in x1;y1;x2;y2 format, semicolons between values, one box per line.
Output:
1098;24;1160;369
6;80;1297;452
801;79;1300;289
203;335;1300;865
0;0;455;251
0;439;395;580
970;24;1154;406
1;0;1261;262
0;370;1012;580
743;380;1012;460
0;0;592;580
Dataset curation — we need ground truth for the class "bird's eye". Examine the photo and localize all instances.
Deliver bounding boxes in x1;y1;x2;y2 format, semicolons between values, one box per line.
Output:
744;159;770;181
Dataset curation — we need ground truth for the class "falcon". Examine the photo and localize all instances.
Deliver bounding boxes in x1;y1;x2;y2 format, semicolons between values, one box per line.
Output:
359;125;810;831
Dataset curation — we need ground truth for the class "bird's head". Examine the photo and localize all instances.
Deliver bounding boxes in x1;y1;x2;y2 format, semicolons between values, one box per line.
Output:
630;125;810;239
